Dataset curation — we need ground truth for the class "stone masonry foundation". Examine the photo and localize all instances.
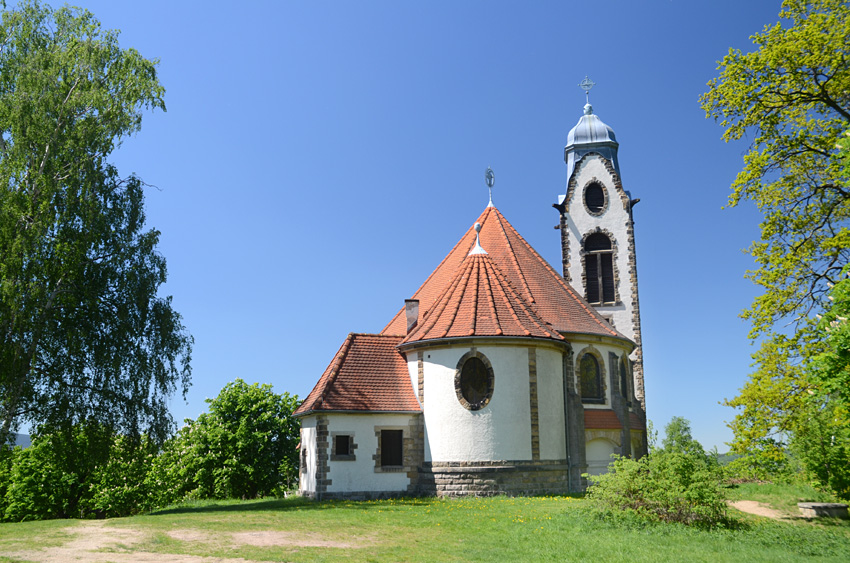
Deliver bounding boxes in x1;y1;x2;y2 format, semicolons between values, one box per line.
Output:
417;461;573;497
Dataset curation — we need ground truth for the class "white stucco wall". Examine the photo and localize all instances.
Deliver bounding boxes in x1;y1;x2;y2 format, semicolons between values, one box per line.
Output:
565;155;635;342
418;343;565;463
536;346;567;460
325;413;413;494
299;418;317;495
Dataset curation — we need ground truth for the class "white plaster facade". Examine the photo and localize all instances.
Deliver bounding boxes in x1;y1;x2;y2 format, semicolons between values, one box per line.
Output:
403;340;570;463
564;155;634;340
299;418;317;494
298;412;416;498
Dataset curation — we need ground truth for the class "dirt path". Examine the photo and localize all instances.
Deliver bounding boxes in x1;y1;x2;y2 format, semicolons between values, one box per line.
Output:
728;500;789;520
7;520;368;562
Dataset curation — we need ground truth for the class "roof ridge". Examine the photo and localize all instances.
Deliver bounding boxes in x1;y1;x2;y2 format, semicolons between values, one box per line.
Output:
319;332;356;408
350;332;404;339
295;332;356;415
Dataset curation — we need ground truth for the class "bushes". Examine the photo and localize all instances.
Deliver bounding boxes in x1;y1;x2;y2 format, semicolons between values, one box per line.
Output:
0;380;301;521
149;380;300;503
0;425;156;521
586;450;728;528
586;417;729;528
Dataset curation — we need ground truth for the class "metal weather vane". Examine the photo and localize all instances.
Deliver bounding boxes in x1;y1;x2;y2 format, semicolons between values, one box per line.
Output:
579;75;595;103
485;166;495;207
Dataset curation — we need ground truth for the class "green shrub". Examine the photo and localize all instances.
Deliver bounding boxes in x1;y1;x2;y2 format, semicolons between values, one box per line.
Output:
1;424;156;521
146;380;300;503
586;451;729;528
83;434;158;517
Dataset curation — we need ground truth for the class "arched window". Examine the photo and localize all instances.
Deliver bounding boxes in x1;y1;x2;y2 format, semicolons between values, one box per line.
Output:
619;356;630;400
584;232;615;304
579;353;603;403
584;182;605;214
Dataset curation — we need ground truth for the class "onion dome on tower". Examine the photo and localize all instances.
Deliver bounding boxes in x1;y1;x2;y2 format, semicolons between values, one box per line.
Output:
563;80;621;187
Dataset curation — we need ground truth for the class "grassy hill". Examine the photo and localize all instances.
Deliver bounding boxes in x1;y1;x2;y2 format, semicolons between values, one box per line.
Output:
0;484;847;562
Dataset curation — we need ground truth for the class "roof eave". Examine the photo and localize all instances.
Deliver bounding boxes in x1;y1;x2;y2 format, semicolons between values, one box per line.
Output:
294;408;422;418
398;334;570;353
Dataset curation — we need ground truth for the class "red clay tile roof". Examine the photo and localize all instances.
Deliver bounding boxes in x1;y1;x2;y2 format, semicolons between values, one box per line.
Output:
402;252;564;343
294;333;420;416
583;409;645;430
383;206;626;341
584;409;621;430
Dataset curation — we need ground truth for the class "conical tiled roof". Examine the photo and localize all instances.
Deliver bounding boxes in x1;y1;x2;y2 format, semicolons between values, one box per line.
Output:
384;206;625;341
402;252;564;343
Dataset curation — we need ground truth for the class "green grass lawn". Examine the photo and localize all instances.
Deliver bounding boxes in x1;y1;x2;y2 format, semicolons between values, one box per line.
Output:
0;488;848;562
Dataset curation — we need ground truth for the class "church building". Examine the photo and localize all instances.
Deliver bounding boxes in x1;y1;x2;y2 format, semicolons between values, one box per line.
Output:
294;93;647;499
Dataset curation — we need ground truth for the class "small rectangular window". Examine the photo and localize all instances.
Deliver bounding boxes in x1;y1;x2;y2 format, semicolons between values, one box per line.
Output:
335;435;351;456
380;430;403;466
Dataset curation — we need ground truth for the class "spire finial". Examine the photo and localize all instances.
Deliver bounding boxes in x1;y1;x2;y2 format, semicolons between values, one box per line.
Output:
469;222;487;255
579;75;595;104
485;166;495;208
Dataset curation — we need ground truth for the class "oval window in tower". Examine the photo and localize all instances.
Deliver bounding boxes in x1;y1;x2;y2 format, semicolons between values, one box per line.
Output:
455;353;495;411
584;182;606;214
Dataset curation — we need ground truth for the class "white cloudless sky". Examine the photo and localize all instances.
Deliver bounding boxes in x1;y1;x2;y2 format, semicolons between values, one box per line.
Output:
11;1;789;451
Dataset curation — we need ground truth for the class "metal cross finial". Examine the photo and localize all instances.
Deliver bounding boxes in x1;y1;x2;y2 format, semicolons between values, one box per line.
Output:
485;167;495;207
579;75;595;103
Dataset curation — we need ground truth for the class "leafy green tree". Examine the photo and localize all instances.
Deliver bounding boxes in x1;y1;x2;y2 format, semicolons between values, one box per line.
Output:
662;416;707;458
810;251;850;408
149;380;300;503
700;0;849;464
789;399;850;500
0;1;191;443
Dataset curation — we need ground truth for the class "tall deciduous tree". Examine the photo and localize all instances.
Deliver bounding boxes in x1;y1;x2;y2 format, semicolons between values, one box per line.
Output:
0;1;191;444
662;416;707;459
700;0;849;462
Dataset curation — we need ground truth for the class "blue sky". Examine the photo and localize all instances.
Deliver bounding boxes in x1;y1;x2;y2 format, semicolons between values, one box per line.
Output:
16;1;787;451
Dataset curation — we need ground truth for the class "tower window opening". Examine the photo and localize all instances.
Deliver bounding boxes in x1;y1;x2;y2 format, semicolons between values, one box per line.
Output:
585;182;605;214
584;233;615;304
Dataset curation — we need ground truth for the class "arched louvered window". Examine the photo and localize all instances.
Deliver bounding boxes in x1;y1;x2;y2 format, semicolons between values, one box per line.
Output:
579;354;603;403
585;182;605;214
584;233;615;304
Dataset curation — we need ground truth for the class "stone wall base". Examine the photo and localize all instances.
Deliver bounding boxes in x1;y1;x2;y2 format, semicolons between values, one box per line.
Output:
418;460;574;497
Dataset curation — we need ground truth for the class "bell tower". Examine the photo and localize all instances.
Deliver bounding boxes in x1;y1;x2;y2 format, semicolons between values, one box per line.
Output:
554;80;646;414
